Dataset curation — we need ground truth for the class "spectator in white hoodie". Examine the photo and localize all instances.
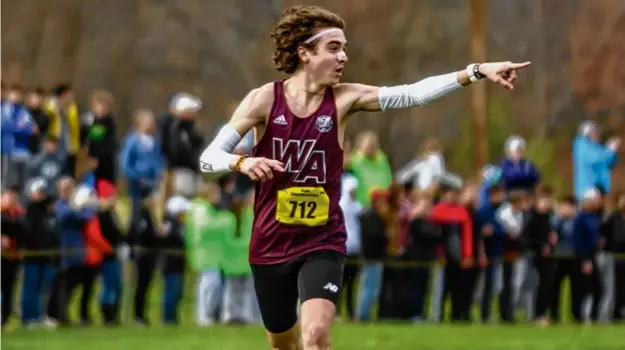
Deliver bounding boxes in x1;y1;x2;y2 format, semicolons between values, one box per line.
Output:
495;191;530;323
337;174;363;320
395;138;462;197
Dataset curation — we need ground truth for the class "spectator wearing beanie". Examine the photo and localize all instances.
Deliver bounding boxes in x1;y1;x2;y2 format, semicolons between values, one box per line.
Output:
500;135;540;194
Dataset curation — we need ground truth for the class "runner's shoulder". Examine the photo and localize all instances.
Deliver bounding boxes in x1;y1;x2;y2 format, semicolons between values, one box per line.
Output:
251;83;275;107
234;83;275;124
247;83;275;118
335;82;380;99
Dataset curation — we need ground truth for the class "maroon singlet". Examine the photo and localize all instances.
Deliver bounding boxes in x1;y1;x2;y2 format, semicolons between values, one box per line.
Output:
249;81;347;264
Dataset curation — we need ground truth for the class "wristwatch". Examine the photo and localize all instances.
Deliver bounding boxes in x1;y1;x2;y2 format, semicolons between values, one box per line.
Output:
467;63;484;83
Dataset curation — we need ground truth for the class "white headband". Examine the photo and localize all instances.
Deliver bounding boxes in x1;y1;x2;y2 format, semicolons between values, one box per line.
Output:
304;28;344;44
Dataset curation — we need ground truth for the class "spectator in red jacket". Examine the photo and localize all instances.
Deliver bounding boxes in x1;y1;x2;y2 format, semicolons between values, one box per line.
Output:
430;185;473;322
1;186;26;327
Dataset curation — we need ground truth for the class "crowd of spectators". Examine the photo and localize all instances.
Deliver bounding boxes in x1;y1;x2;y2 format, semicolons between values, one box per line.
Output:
1;81;623;329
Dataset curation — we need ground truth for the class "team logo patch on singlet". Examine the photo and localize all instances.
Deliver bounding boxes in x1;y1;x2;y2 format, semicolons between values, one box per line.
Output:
315;115;333;133
276;186;330;227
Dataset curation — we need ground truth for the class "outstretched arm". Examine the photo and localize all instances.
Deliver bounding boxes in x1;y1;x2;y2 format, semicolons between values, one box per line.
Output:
343;61;531;114
198;84;284;181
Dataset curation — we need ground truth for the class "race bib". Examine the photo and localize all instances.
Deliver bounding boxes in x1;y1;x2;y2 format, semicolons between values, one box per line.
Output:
276;186;329;227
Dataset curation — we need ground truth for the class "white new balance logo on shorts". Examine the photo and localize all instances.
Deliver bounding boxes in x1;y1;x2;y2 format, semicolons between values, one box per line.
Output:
273;115;288;125
323;283;338;293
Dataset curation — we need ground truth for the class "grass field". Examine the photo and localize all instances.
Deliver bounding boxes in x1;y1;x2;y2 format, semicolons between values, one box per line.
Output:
5;274;623;350
3;323;625;350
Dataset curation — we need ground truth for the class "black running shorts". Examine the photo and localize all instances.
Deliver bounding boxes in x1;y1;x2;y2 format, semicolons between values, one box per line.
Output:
251;250;345;334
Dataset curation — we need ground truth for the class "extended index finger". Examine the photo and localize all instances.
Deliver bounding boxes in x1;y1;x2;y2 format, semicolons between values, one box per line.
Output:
509;61;531;70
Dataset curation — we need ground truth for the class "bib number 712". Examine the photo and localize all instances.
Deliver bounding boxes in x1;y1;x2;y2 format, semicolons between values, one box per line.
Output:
289;200;317;219
276;186;329;227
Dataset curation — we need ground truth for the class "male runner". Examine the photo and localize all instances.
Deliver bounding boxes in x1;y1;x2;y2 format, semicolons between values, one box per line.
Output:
199;5;530;350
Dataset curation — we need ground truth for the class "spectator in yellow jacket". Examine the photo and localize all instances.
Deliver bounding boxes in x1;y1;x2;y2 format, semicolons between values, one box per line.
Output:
44;84;81;177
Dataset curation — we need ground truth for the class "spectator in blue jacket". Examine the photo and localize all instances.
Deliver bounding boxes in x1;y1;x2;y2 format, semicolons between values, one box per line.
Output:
1;84;24;158
477;184;506;322
572;188;603;323
1;102;14;187
52;177;98;325
573;121;620;199
500;135;540;193
1;84;38;191
119;109;164;228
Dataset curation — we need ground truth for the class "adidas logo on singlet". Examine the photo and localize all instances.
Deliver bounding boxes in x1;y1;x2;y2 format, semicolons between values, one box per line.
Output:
273;115;288;126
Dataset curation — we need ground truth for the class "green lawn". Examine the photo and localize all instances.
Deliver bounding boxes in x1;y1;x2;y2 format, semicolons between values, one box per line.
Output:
3;323;624;350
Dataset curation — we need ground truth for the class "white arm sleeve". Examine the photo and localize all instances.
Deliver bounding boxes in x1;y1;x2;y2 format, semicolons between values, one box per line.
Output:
378;72;463;111
198;124;242;175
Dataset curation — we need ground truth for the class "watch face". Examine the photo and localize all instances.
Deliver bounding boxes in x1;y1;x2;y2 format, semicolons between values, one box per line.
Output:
473;64;484;78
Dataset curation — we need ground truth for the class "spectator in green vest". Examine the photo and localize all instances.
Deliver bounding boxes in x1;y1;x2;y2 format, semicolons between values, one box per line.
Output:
184;180;227;326
349;131;393;206
220;190;259;324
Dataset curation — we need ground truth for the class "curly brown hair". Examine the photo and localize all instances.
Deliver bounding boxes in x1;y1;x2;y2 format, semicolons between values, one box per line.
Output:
270;5;345;74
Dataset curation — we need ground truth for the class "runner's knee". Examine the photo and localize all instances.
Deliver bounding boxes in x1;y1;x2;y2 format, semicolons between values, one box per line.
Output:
302;321;330;349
